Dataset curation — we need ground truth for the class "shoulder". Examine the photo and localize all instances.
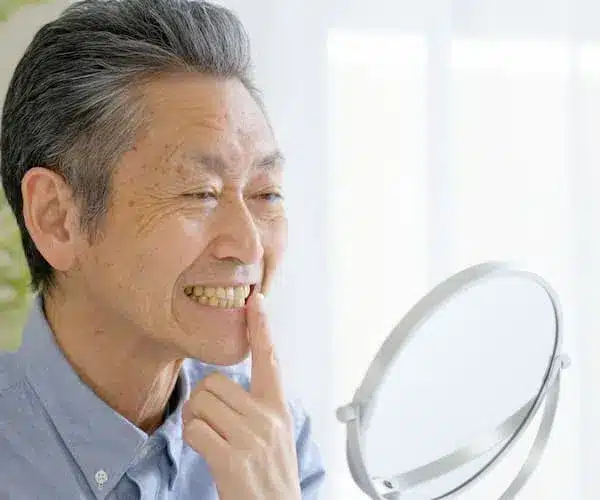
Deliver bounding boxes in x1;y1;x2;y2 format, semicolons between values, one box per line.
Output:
0;350;52;446
0;352;92;496
0;350;41;435
0;350;23;394
0;353;49;487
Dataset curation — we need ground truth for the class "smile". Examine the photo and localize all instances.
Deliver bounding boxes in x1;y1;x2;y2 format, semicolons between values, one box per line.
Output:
183;284;252;309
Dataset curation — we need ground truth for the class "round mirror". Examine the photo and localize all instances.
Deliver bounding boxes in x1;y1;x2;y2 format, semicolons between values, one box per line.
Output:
336;262;569;499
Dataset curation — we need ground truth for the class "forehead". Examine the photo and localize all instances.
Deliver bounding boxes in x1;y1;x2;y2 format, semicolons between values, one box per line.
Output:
136;73;276;169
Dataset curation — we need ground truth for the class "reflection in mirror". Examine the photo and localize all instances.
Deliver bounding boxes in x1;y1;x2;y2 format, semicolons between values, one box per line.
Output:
360;274;557;498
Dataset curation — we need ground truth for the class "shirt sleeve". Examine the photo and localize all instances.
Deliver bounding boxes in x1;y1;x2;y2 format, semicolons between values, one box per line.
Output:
290;399;326;500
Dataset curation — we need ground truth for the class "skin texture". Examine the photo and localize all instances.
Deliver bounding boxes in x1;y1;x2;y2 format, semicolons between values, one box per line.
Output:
20;73;299;498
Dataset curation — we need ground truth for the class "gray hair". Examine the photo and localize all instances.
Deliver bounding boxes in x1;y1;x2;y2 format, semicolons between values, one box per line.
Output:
1;0;261;292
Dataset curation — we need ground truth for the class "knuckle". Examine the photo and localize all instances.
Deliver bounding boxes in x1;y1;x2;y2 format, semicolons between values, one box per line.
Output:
201;371;224;390
182;423;192;441
268;413;284;430
271;404;293;426
244;438;268;465
190;388;209;407
253;442;270;466
182;420;200;446
241;445;257;462
263;412;286;441
230;445;256;474
182;402;193;423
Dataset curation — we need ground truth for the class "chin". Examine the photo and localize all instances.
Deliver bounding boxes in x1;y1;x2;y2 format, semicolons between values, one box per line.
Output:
192;339;250;366
209;347;250;366
179;324;250;366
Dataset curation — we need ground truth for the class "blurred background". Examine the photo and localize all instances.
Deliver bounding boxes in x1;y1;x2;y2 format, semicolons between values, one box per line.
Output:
1;0;599;498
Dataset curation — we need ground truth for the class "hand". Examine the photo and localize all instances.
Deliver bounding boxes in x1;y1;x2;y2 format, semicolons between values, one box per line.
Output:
182;292;301;500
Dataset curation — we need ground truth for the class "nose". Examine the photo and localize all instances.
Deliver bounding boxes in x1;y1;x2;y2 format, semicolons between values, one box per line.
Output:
210;197;264;265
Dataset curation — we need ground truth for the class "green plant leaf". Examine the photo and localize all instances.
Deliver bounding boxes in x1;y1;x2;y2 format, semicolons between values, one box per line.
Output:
0;0;45;348
0;0;48;22
0;188;31;350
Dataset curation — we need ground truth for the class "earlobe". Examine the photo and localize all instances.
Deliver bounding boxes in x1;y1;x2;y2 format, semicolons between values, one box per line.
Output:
21;167;77;272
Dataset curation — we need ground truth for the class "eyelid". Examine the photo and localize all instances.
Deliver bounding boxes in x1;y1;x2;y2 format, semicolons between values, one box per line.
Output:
253;190;284;202
183;190;218;200
254;183;283;193
267;190;284;198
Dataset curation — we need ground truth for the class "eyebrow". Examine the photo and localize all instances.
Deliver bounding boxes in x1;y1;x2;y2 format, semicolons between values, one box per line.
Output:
188;150;285;173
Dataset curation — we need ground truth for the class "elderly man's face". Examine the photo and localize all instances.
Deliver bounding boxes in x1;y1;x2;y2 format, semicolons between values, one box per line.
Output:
74;74;286;365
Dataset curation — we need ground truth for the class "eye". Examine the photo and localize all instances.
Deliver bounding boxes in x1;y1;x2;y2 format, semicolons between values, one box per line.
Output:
184;191;218;201
256;192;284;203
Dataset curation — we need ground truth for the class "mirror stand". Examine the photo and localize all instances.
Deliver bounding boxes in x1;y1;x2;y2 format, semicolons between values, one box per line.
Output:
336;262;569;499
338;353;569;499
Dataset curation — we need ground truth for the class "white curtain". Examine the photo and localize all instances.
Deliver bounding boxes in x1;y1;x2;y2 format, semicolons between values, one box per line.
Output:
3;0;599;498
224;0;600;498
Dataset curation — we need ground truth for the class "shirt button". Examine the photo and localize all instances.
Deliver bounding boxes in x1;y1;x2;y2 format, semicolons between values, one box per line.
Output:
95;469;109;488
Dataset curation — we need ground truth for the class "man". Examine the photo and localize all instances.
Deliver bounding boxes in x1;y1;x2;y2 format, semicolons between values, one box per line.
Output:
0;0;325;498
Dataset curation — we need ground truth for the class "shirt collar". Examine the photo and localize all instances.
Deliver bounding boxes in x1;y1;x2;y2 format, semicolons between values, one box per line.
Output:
155;359;191;489
16;295;190;497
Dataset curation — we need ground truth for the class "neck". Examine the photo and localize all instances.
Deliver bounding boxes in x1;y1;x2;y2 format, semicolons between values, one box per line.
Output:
42;289;184;434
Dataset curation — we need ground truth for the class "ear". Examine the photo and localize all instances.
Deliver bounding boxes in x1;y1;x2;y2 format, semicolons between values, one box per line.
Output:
21;167;79;273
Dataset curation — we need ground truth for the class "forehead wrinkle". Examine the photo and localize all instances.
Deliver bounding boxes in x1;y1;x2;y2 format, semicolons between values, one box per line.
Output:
254;150;285;171
181;149;284;177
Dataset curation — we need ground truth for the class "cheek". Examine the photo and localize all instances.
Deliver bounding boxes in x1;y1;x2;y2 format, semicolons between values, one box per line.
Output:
181;216;205;240
95;212;209;292
262;216;288;265
257;205;287;249
257;219;286;295
136;215;209;274
273;218;288;256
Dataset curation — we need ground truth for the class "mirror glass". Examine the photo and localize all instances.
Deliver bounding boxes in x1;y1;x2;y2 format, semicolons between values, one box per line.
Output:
362;274;558;498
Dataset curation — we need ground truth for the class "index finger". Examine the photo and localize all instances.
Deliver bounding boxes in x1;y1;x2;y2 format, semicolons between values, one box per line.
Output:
246;292;286;409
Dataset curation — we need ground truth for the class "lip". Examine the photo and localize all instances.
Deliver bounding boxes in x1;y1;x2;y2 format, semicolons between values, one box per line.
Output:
183;299;248;313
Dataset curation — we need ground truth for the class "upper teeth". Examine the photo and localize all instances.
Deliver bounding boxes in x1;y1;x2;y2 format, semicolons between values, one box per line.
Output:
184;285;251;308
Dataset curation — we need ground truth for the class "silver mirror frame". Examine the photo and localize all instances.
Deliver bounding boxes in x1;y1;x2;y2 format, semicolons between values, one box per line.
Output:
336;261;568;499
